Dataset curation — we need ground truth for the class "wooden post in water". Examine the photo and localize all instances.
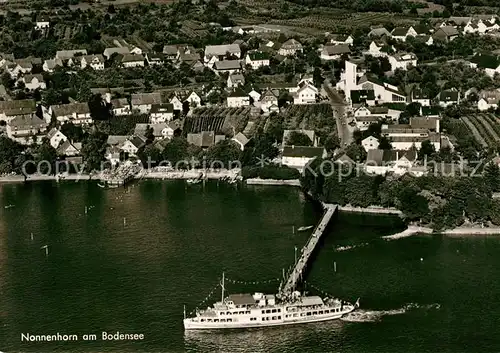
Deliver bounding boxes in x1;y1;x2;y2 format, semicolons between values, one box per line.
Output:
123;217;127;226
85;206;88;215
30;232;34;241
334;261;337;273
41;245;49;257
293;226;295;235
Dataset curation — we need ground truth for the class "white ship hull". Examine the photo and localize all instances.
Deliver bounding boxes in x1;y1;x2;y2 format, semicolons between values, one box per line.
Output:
184;302;356;330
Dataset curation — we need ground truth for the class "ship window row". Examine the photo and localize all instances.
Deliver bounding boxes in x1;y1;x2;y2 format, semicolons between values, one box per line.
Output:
201;318;233;323
250;317;257;321
261;316;282;321
221;311;250;315
261;309;281;314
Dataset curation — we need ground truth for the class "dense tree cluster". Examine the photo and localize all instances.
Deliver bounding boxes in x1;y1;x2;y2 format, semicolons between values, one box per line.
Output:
302;159;500;230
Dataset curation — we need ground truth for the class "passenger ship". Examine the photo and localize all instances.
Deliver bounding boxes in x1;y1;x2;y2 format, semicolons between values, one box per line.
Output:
183;274;359;330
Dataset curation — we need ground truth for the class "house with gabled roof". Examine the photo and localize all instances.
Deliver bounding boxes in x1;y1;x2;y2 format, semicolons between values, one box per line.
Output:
35;15;50;30
368;27;391;38
0;99;37;122
388;52;417;71
477;89;500;111
260;89;279;113
231;132;250;151
146;53;165;66
43;58;63;72
227;73;245;89
329;34;354;46
52;103;92;125
21;74;46;91
412;88;430;106
57;140;81;157
6;113;48;144
227;88;250;108
121;136;146;157
56;49;87;61
365;148;419;176
363;41;394;57
110;98;131;116
150;103;174;123
80;55;105;70
293;82;318;105
437;89;460;107
362;136;380;152
47;127;68;149
278;39;303;56
131;93;162;113
7;60;33;78
119;54;145;68
245;51;270;69
187;131;225;149
213;60;241;74
320;44;350;61
103;47;130;60
433;26;459;42
391;26;417;41
281;145;327;172
204;44;241;62
469;53;500;78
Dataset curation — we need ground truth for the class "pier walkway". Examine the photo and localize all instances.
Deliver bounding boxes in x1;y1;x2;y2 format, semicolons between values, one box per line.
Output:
280;203;338;297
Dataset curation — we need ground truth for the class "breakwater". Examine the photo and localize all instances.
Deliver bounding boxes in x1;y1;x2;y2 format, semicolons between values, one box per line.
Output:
245;178;301;186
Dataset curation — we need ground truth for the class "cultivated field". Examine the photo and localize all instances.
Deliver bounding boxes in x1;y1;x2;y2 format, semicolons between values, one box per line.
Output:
462;113;500;148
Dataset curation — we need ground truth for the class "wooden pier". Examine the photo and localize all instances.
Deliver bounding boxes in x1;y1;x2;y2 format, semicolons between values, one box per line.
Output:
279;203;338;297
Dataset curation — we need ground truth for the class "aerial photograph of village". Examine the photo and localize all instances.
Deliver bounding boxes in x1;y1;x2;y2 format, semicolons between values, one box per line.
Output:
1;0;500;351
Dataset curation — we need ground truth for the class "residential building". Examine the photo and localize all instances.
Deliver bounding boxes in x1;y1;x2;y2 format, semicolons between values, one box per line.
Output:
55;49;87;62
146;53;165;66
7;61;33;78
363;41;394;57
184;91;202;107
204;44;241;62
282;129;317;147
187;131;225;149
390;26;417;41
135;123;173;140
227;74;245;88
245;51;270;69
42;58;63;72
477;89;500;111
281;146;326;172
227;88;250;108
329;34;354;45
368;27;391;38
388;52;417;71
232;132;250;151
119;54;145;68
35;16;50;31
320;44;350;61
354;115;380;131
110;98;131;116
433;26;459;42
213;60;241;74
150;103;174;123
365;149;418;175
6;113;48;144
131;93;162;113
381;117;441;151
80;55;105;70
437;89;460;107
0;99;37;123
170;95;183;111
47;128;68;149
103;47;130;60
121;136;146;157
260;89;279;113
52;103;92;125
278;39;303;56
412;88;430;106
293;82;318;105
362;136;380;152
57;140;81;157
22;74;46;90
469;53;500;78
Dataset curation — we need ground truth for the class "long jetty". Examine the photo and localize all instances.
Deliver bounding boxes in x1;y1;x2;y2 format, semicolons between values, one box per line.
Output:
279;203;338;297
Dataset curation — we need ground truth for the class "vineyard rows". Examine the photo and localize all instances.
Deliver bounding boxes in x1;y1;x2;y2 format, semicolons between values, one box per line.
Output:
461;116;488;148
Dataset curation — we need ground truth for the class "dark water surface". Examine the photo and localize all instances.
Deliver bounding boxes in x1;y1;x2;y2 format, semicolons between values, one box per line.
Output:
0;181;499;353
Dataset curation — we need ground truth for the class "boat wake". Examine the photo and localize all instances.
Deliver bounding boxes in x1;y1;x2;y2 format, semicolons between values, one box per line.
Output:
334;243;369;252
341;303;440;322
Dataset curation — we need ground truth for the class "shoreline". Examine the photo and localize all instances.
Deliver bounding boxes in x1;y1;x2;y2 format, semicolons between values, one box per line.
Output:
245;178;301;186
338;205;403;215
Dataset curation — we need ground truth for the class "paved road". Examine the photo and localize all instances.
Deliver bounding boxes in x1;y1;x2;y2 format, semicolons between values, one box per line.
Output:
323;82;353;147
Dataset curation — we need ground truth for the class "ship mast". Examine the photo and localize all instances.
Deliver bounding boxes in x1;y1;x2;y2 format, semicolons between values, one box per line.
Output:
221;272;225;303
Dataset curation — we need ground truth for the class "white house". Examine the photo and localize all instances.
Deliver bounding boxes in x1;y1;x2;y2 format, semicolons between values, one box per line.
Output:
22;74;46;90
120;54;145;68
145;53;164;66
227;73;245;89
412;89;430;106
390;26;417;41
131;93;162;114
121;136;146;157
320;44;350;61
56;49;87;61
362;136;380;152
35;16;50;31
278;39;303;56
355;115;380;131
365;149;418;175
248;89;261;103
42;58;63;73
110;98;131;116
204;44;241;62
363;41;394;57
469;54;500;78
245;51;270;69
150;103;174;123
477;89;500;111
388;53;417;71
293;82;318;105
184;91;202;107
281;146;326;172
6;113;48;145
227;89;250;108
47;128;68;149
52;103;92;125
57;140;81;157
231;132;250;151
437;89;460;107
80;55;105;70
368;27;392;38
381;117;441;151
260;89;279;113
329;34;354;45
213;60;241;74
7;61;32;78
170;95;183;111
103;47;130;60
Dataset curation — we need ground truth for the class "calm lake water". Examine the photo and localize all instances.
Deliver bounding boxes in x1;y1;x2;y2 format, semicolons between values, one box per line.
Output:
0;180;500;353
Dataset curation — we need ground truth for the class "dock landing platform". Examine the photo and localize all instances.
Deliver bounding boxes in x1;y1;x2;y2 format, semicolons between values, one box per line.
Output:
279;203;338;297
